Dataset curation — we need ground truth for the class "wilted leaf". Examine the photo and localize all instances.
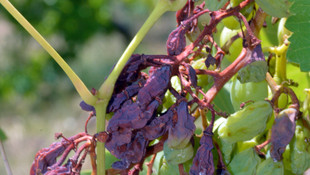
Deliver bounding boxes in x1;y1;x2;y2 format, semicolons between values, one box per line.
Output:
237;45;268;83
189;126;215;175
167;25;187;56
167;101;196;149
270;108;298;161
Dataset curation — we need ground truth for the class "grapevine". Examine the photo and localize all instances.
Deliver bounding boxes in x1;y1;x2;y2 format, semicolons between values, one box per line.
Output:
0;0;310;175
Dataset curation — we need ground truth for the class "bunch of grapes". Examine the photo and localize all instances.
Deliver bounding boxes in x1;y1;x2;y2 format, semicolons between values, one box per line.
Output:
29;0;310;174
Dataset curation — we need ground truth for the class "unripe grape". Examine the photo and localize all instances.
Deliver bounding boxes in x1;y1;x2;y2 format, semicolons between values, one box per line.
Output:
218;101;272;143
157;152;192;175
187;10;211;42
158;157;180;175
230;77;268;111
218;137;235;164
197;13;211;31
289;120;310;174
222;16;240;30
236;138;258;153
191;58;211;88
228;148;261;175
278;93;289;109
163;141;194;165
222;0;255;30
256;156;284;175
230;0;243;7
220;27;243;62
163;76;180;110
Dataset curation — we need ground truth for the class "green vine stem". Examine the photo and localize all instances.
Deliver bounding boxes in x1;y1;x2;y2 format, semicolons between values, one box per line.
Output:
0;0;97;105
269;43;289;84
94;101;107;175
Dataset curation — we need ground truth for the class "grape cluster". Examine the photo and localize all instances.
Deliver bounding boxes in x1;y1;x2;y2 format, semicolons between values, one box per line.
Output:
30;0;310;174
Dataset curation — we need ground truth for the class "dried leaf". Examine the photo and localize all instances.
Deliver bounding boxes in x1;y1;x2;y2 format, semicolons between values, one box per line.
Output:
167;26;187;56
188;65;198;88
176;0;194;25
190;126;215;175
237;44;268;83
141;109;173;140
167;101;196;149
79;101;95;114
270;108;298;161
137;66;171;109
108;80;146;113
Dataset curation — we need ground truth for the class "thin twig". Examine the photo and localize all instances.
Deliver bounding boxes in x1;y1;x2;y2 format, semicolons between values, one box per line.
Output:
146;154;157;175
178;164;187;175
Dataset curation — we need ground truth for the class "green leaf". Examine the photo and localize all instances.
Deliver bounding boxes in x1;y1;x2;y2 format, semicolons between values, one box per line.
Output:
204;0;228;11
256;0;292;18
286;0;310;71
286;63;310;101
0;128;7;141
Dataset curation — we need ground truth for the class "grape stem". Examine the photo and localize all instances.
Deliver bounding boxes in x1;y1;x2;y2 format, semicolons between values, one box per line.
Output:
266;72;280;94
270;86;300;111
178;164;187;175
146;154;157;175
269;43;290;84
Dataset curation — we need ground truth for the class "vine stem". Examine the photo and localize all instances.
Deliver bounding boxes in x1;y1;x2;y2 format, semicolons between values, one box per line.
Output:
94;102;107;175
98;0;170;98
0;0;97;106
269;43;289;84
0;140;12;175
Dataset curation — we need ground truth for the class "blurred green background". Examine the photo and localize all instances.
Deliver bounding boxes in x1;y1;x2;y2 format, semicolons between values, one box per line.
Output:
0;0;177;173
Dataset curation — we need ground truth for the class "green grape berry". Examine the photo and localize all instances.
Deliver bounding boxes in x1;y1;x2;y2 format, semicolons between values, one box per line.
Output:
230;0;246;7
228;148;261;175
222;16;240;30
197;13;211;31
289;120;310;174
240;1;256;21
218;137;236;164
220;27;243;62
230;76;268;111
163;141;194;165
218;101;273;143
236;138;258;153
163;76;181;110
191;58;211;88
158;157;180;175
256;156;284;175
